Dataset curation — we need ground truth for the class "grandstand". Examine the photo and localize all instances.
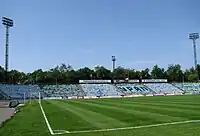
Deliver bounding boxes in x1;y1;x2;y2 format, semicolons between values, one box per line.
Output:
0;79;199;100
41;84;85;98
144;83;183;94
0;84;39;100
115;83;156;95
81;84;123;97
0;89;10;100
173;83;200;94
1;80;200;136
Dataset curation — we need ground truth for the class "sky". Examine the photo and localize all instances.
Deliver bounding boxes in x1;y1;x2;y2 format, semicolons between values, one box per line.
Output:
0;0;200;73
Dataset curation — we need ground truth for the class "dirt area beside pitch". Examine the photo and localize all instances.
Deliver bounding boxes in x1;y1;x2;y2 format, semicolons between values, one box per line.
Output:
0;101;10;108
0;101;15;126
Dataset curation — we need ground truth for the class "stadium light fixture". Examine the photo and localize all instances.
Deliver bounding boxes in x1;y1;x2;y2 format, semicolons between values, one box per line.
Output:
112;56;116;72
2;17;14;83
189;33;199;81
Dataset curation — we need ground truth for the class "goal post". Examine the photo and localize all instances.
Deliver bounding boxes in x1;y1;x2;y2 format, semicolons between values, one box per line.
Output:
38;91;41;104
23;92;26;104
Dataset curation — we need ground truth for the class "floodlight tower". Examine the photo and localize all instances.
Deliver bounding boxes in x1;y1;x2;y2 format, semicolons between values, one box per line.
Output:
111;56;116;72
189;33;199;81
2;17;14;83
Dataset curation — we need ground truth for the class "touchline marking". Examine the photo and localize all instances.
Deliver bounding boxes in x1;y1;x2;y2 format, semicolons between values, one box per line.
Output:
66;120;200;134
54;130;70;135
39;101;54;135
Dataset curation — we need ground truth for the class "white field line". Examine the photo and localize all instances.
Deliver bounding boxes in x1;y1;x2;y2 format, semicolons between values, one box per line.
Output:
39;101;54;135
63;120;200;134
53;130;70;135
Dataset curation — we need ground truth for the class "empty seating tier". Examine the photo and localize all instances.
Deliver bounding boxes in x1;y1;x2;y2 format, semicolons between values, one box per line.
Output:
80;84;123;97
115;84;156;95
41;84;85;97
144;83;183;94
173;83;200;94
0;84;40;99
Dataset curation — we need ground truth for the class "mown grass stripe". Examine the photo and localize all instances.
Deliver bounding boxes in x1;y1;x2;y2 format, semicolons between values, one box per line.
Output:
90;99;199;119
69;120;200;134
97;96;200;105
49;100;127;130
1;95;200;136
97;98;200;111
86;99;200;120
66;100;186;127
42;100;97;131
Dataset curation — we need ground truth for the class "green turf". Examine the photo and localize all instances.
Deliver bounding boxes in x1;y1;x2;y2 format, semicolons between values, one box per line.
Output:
0;95;200;136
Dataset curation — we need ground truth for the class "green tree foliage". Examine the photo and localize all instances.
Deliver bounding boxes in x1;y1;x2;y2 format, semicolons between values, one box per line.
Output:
141;68;151;79
166;64;183;82
112;66;127;79
151;65;166;79
0;63;199;84
0;66;5;83
94;66;111;79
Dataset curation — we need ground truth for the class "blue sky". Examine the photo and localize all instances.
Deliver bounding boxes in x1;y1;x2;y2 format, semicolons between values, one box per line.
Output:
0;0;200;73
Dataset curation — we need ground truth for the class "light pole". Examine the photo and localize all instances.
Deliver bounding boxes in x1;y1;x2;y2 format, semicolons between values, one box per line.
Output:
111;56;116;72
2;17;14;83
189;33;199;81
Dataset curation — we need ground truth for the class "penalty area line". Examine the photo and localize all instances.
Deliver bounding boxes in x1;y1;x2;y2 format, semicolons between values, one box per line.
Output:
65;120;200;134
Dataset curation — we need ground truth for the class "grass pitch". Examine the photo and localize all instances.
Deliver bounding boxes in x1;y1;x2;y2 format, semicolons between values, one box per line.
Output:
0;95;200;136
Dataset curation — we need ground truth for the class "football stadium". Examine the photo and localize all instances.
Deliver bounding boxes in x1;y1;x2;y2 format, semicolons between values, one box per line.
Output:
1;1;200;136
1;78;200;136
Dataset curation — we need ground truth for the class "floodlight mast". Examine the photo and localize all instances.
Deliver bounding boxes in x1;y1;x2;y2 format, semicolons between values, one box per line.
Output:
189;33;199;81
112;56;116;72
2;17;13;83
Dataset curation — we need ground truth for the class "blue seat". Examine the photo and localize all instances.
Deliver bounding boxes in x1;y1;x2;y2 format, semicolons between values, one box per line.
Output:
116;84;155;95
173;83;200;94
80;84;123;97
0;84;40;99
144;83;183;94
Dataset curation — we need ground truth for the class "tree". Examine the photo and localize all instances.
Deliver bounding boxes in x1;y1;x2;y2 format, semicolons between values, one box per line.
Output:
1;62;200;84
27;69;42;84
197;64;200;81
112;67;127;79
184;67;198;82
76;67;94;80
151;65;166;79
8;70;26;84
166;64;183;82
59;63;73;72
0;66;5;83
94;66;111;79
124;69;138;79
188;73;198;82
141;68;151;79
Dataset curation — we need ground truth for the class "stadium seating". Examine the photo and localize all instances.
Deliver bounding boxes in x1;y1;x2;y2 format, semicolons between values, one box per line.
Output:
0;89;10;100
42;84;155;97
41;84;86;97
173;83;200;94
0;84;40;99
115;84;156;95
1;83;198;100
144;83;183;94
0;90;5;100
80;84;123;97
